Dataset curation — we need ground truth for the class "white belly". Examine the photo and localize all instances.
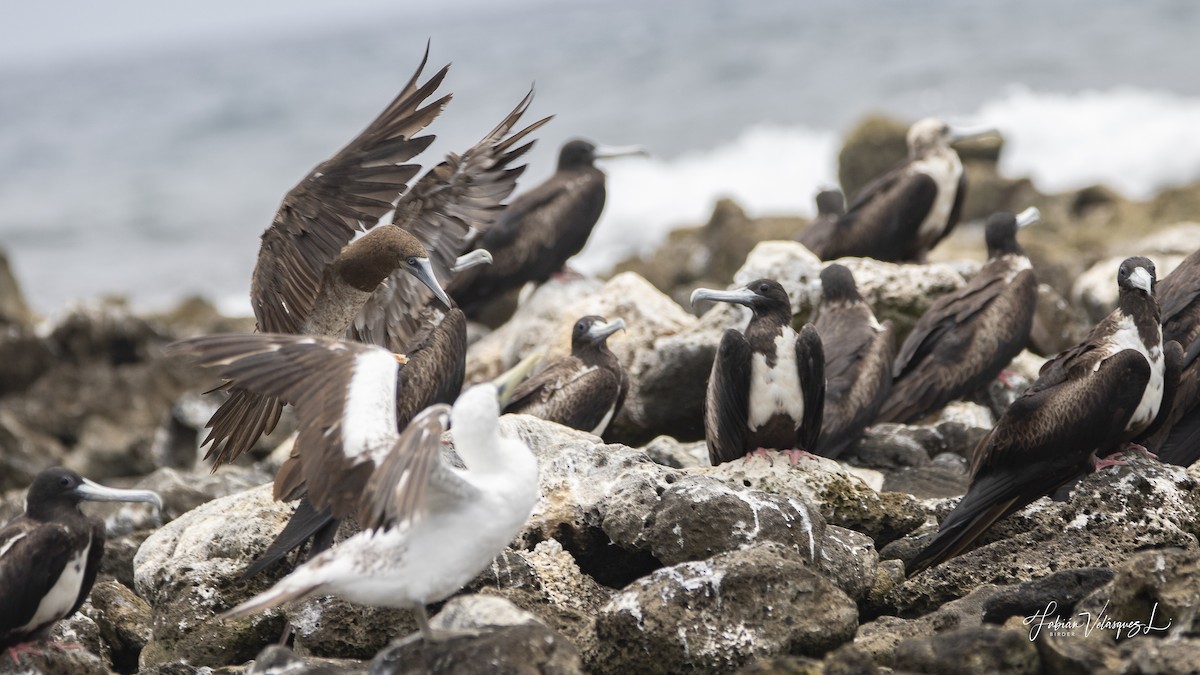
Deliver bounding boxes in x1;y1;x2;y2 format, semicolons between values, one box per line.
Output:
910;151;962;246
1098;315;1164;430
747;330;805;430
17;541;90;634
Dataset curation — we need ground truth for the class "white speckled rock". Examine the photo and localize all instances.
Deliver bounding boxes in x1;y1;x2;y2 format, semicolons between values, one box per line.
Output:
836;257;976;336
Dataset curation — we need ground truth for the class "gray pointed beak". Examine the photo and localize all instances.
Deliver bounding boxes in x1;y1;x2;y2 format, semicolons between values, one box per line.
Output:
593;144;650;160
410;257;453;308
948;125;999;143
1015;207;1041;229
492;350;544;408
586;318;626;343
452;249;493;273
690;287;758;308
75;479;163;510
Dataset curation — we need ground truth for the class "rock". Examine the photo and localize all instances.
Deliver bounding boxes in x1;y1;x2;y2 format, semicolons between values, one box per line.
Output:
980;567;1116;624
1094;548;1200;638
0;645;114;675
892;625;1040;674
818;526;880;602
0;326;53;397
834;257;975;340
1030;282;1091;356
854;582;1000;665
82;579;154;673
588;543;858;674
371;622;583;675
50;610;113;669
0;408;68;492
702;455;925;547
837;115;909;201
640;435;709;469
740;644;882;674
429;594;545;631
0;248;34;328
289;598;417;660
1072;250;1188;323
133;483;293;668
246;644;367;674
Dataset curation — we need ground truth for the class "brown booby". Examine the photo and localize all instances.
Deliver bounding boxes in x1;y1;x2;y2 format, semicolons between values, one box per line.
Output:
907;256;1174;576
502;315;629;436
795;188;846;255
171;335;541;642
691;279;825;465
818;118;996;263
1146;246;1200;467
812;264;896;458
1;468;161;660
200;51;549;469
878;207;1042;424
448;139;648;317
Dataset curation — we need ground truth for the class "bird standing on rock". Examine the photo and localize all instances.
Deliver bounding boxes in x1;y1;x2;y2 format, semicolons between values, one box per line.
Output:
816;117;996;263
448;139;648;318
812;263;895;458
502;315;629;437
878;207;1042;424
691;279;825;466
1;468;162;661
906;256;1179;576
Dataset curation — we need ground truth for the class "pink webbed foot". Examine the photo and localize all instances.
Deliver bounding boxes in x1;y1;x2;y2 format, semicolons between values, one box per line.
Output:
1091;452;1128;471
6;642;46;664
780;448;818;465
742;448;776;465
551;266;585;282
996;369;1022;387
1120;441;1158;460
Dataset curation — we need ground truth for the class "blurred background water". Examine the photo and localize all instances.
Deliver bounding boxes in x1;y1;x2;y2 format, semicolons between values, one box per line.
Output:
2;0;1199;315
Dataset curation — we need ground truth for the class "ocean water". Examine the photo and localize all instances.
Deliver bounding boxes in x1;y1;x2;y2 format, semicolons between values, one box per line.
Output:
1;0;1198;315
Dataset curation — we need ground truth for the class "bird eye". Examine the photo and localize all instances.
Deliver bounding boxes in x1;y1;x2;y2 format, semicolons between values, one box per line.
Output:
758;283;769;293
407;257;418;267
59;477;71;487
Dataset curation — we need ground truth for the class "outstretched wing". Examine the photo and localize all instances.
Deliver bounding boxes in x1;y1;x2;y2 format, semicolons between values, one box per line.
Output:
250;49;451;336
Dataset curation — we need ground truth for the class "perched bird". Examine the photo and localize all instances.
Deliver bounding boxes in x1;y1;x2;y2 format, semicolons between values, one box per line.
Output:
817;117;996;263
1;468;162;659
878;207;1042;424
502;315;629;436
691;279;825;465
448;139;648;317
201;48;549;470
907;256;1176;576
1147;246;1200;467
812;264;895;458
796;188;846;254
173;333;541;641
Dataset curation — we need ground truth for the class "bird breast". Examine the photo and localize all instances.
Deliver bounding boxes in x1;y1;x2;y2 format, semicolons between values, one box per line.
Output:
16;539;90;634
748;330;805;431
910;149;963;245
1098;313;1165;431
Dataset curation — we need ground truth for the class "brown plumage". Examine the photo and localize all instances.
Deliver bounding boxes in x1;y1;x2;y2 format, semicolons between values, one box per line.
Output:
812;264;895;458
1147;246;1200;466
878;209;1040;424
907;256;1173;576
795;188;846;254
503;316;629;436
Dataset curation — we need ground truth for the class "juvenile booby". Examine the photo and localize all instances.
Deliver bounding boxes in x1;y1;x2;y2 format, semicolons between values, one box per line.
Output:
819;118;996;263
201;51;549;469
812;264;895;458
878;207;1041;424
172;334;540;641
691;279;825;465
502;316;629;436
907;256;1173;576
795;188;846;256
448;139;648;317
1;468;161;659
1147;247;1200;467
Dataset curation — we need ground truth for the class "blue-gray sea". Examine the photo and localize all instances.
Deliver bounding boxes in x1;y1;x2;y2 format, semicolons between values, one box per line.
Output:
2;0;1199;315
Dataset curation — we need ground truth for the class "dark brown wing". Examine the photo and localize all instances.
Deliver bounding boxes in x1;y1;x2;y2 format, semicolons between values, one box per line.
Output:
816;312;895;458
705;329;753;465
502;357;623;434
171;334;403;518
352;93;551;352
0;520;76;640
907;348;1151;576
796;324;826;453
250;50;450;336
830;162;937;262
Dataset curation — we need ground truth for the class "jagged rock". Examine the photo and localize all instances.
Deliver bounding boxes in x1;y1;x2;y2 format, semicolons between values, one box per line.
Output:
50;610;112;669
133;484;293;668
82;579;153;673
289;598;417;660
640;435;709;469
588;543;858;674
98;530;152;590
891;625;1040;674
854;583;1001;665
887;458;1200;617
703;455;925;547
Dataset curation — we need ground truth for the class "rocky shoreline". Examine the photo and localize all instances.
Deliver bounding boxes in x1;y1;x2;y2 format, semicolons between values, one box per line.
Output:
3;116;1200;674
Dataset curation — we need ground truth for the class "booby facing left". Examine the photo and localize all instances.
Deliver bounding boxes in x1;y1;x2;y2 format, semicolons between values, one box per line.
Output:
691;279;825;465
1;468;162;659
174;333;540;641
819;118;996;263
906;256;1175;576
502;315;629;437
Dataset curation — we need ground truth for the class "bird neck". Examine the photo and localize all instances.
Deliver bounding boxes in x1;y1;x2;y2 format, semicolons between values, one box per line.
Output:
26;500;82;524
1118;288;1162;343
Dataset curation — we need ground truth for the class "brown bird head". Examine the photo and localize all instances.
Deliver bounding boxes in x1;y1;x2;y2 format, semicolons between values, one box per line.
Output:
339;226;451;307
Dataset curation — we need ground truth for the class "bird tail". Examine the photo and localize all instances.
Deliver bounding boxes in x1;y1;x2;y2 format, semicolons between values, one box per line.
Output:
906;496;1018;578
238;497;338;581
220;572;327;620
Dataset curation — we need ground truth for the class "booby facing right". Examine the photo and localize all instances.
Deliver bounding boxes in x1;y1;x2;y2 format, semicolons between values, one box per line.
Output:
819;118;996;263
812;264;895;458
691;279;825;465
878;207;1041;424
907;256;1172;576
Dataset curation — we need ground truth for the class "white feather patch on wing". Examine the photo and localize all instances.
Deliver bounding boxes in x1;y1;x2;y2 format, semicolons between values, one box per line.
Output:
341;348;401;463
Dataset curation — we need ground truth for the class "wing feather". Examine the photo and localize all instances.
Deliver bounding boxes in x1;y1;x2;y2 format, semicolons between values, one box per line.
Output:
705;330;753;465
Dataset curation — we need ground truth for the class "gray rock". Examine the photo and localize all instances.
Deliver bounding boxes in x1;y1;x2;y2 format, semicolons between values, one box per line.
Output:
81;579;153;673
818;525;880;602
640;435;709;469
133;483;293;668
589;543;857;674
429;594;544;632
836;257;975;340
0;326;53;397
881;453;970;500
50;610;112;669
0;248;34;329
892;625;1040;675
980;567;1116;625
371;622;583;675
289;598;417;660
247;644;367;675
854;583;1002;665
